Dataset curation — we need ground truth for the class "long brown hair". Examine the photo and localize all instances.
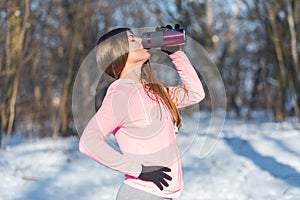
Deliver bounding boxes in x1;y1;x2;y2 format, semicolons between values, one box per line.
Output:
96;28;130;79
95;28;182;129
141;62;182;128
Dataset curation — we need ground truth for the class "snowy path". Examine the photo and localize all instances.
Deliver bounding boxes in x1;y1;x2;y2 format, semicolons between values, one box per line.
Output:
1;116;300;200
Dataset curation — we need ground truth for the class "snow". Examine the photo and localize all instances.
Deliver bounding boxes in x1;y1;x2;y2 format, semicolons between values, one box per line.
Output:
1;112;300;200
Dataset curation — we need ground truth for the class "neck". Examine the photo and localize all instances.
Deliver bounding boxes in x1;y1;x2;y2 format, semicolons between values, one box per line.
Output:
119;62;143;81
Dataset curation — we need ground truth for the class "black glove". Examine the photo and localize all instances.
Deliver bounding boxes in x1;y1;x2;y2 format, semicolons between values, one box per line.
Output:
138;165;172;191
155;24;181;55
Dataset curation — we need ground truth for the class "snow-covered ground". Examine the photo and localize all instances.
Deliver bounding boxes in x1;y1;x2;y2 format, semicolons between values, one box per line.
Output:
1;112;300;200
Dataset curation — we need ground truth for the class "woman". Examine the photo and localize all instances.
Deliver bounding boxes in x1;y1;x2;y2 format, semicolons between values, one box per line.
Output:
79;26;205;200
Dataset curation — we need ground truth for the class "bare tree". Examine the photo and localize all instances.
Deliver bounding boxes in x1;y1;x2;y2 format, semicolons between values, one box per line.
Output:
287;0;300;121
1;0;300;147
1;0;33;148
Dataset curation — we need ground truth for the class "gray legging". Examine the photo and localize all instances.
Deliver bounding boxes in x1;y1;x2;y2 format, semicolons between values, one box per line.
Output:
116;183;173;200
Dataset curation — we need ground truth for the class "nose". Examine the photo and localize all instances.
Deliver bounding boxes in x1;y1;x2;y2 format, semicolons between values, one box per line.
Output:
137;37;142;43
137;37;143;48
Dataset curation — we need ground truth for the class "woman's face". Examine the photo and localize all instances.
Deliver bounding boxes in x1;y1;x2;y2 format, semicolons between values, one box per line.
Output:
126;31;151;64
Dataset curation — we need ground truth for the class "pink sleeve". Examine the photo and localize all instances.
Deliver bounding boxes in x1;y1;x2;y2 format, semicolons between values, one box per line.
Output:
78;82;142;177
168;50;205;108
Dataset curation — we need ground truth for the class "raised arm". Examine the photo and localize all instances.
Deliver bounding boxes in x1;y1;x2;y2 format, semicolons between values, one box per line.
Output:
168;50;205;108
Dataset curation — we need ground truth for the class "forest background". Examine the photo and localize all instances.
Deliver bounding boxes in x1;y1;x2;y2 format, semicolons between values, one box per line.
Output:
1;0;299;148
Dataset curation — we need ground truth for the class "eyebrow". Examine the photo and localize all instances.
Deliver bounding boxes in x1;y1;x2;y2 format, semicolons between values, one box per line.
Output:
128;34;135;39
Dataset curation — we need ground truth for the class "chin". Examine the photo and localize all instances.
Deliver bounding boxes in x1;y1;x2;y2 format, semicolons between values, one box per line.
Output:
144;51;151;59
138;53;151;62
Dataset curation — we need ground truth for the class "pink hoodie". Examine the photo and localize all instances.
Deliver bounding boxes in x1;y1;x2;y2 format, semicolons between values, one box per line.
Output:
79;50;205;198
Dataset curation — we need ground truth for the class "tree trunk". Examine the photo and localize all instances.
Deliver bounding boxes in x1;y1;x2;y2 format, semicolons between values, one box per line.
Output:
5;70;20;146
2;0;30;148
287;1;299;77
55;0;82;138
32;52;43;137
287;0;300;122
264;2;287;121
206;0;213;36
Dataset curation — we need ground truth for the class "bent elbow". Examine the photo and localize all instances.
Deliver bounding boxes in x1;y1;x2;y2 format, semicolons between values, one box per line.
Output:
198;91;205;102
78;135;88;155
193;87;205;104
192;79;205;103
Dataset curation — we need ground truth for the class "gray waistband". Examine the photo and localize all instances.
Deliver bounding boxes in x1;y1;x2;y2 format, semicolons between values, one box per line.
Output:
115;183;173;200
